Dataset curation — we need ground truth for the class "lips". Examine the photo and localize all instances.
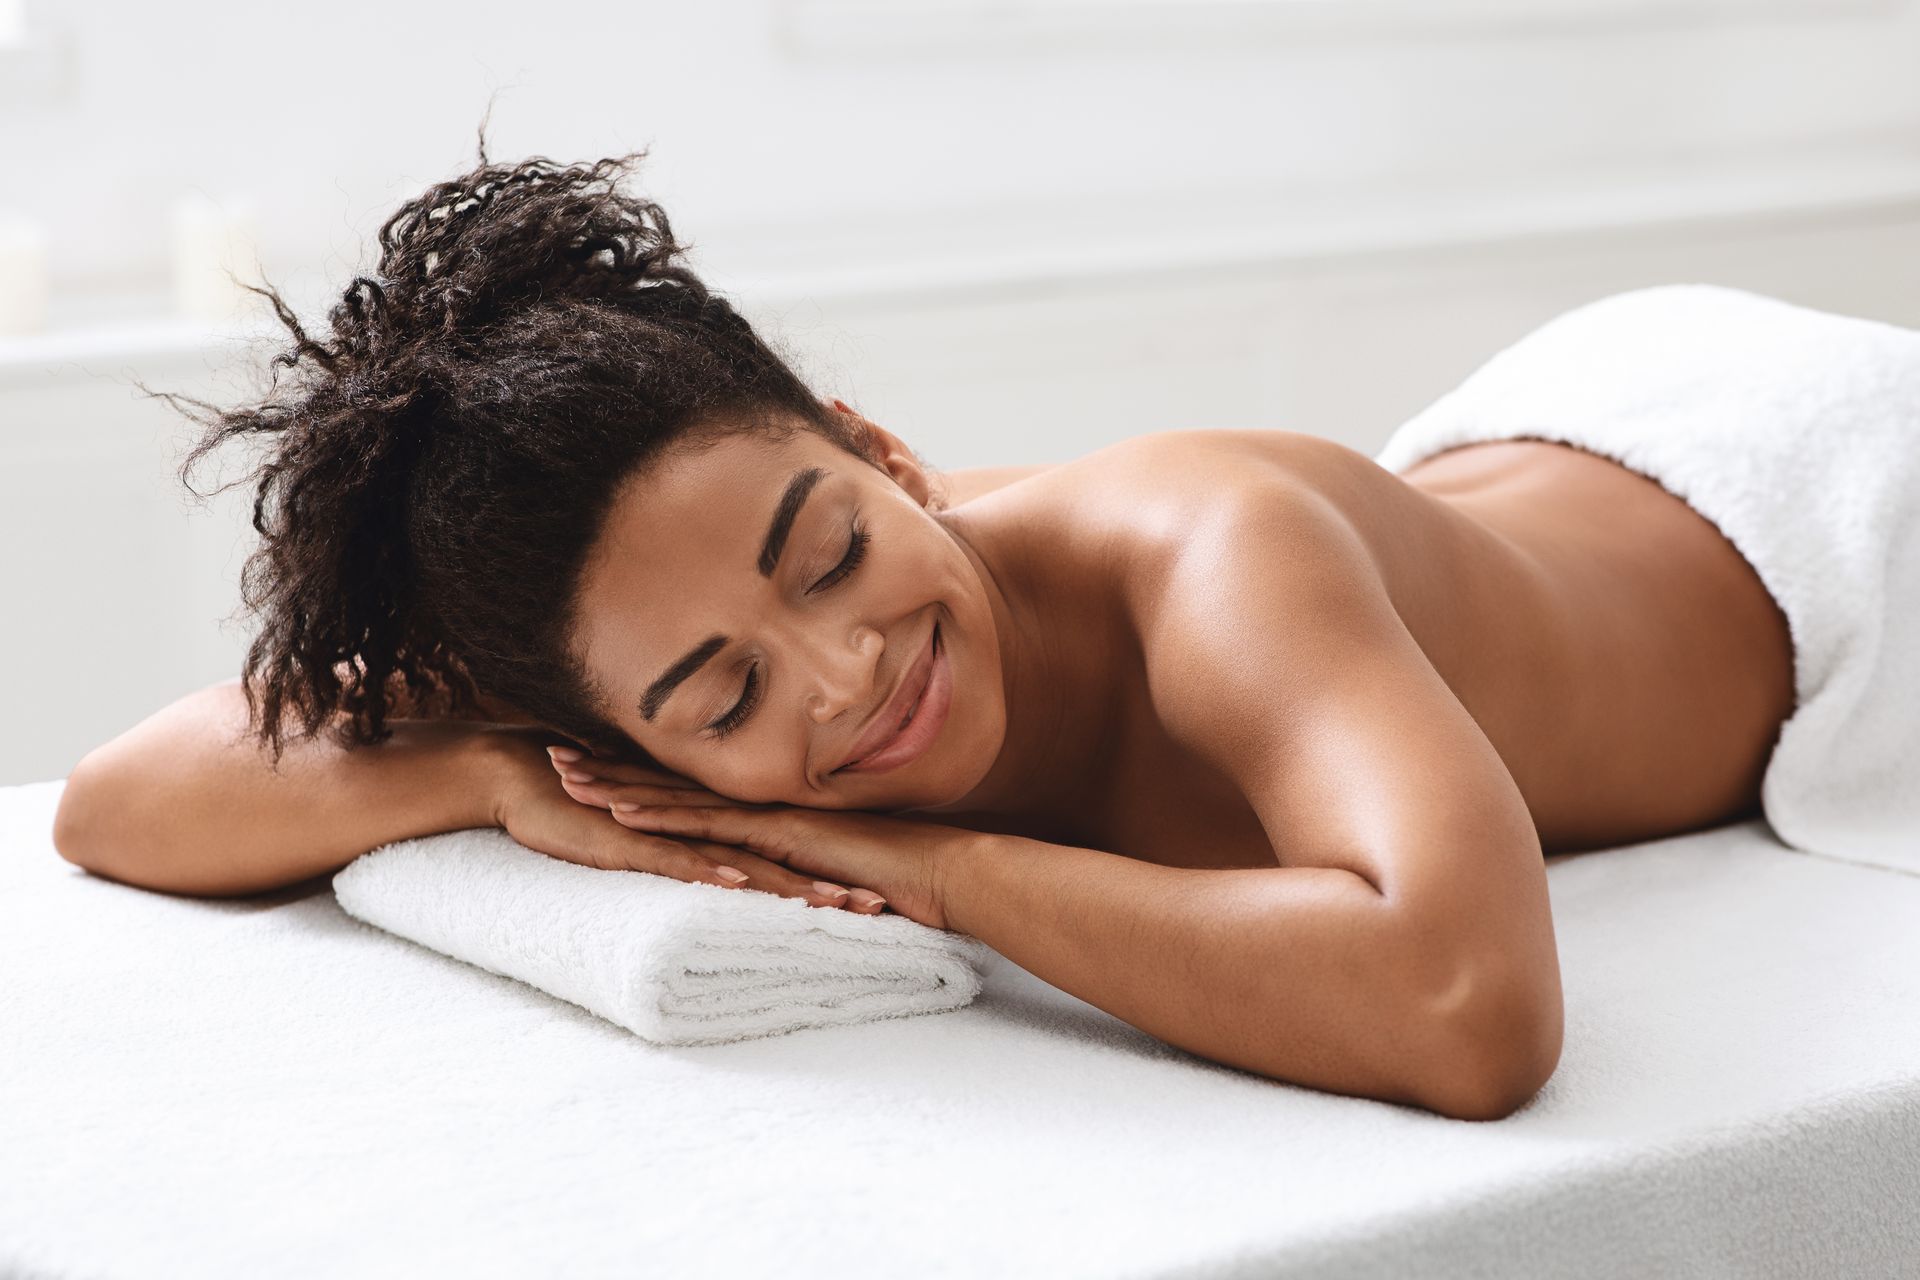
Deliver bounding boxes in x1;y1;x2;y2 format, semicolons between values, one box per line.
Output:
834;621;939;773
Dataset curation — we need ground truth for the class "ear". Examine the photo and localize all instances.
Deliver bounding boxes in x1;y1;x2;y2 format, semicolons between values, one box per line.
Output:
827;399;933;509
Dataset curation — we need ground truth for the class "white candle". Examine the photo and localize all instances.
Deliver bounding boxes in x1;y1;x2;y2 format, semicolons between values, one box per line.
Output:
0;215;48;337
172;193;262;327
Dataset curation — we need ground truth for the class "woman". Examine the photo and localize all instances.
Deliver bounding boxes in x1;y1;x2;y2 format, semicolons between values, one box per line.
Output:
57;147;1827;1123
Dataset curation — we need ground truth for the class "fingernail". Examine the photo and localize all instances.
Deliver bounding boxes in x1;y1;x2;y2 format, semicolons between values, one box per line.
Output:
548;746;583;763
717;867;749;885
561;769;595;784
611;801;640;813
852;891;886;910
813;881;849;899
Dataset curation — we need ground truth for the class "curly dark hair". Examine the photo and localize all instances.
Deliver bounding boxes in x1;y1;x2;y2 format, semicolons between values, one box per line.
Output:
150;131;900;771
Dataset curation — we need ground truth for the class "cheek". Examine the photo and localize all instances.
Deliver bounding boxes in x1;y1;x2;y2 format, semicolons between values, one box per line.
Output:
710;747;785;798
892;533;966;602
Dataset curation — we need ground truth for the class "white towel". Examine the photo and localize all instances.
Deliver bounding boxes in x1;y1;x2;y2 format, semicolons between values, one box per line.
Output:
332;825;996;1045
1374;284;1920;878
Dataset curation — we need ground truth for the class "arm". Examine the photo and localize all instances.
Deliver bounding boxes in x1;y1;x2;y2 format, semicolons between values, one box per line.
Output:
935;837;1484;1115
1082;482;1561;1118
597;792;1516;1119
53;677;510;897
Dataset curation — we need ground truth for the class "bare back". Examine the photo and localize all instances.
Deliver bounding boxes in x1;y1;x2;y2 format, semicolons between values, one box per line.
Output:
957;429;1797;865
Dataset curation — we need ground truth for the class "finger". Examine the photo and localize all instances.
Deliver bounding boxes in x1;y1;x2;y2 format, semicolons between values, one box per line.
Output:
614;817;883;917
609;804;793;859
548;748;696;788
553;758;688;787
602;782;762;809
571;827;751;891
559;773;759;815
556;773;616;810
540;800;867;910
676;840;866;910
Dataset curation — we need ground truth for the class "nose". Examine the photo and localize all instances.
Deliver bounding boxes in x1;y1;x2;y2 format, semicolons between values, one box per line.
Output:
806;623;884;724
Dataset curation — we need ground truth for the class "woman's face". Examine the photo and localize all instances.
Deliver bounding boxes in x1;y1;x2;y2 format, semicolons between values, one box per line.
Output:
569;412;1008;810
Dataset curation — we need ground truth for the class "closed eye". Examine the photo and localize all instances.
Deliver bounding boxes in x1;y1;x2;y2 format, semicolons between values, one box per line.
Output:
808;517;869;595
707;517;871;739
709;664;758;738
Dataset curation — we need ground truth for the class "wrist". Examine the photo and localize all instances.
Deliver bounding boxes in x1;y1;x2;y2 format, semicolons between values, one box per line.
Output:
933;830;1025;936
466;727;543;830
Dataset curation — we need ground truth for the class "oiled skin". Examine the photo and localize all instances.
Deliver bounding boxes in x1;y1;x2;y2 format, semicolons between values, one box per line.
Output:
477;427;1795;868
59;423;1793;1117
928;429;1797;869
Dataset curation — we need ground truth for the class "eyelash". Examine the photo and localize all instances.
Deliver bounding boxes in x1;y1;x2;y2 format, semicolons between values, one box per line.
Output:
707;518;870;738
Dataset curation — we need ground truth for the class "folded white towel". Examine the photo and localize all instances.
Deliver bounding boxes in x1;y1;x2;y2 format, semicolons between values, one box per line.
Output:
1374;284;1920;878
332;825;996;1045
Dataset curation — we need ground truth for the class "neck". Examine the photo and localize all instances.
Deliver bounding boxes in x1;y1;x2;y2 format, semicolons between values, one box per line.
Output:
912;501;1116;834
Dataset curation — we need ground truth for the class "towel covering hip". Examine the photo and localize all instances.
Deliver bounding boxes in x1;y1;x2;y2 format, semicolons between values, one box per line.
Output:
1373;284;1920;877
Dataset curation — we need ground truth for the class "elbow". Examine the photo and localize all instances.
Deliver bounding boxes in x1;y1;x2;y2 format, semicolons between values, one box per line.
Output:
1417;963;1564;1122
1424;1040;1559;1123
53;757;186;893
52;758;110;872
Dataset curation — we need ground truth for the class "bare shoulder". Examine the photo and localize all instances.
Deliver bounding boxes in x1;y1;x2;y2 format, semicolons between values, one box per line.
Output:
1093;431;1554;967
998;429;1559;1046
1035;428;1395;599
1060;427;1388;519
1097;426;1377;475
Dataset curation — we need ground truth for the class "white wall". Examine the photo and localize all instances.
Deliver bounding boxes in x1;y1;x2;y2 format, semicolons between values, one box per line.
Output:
4;0;1920;784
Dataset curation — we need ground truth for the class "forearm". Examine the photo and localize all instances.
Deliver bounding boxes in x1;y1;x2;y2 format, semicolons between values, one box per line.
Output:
54;679;505;898
939;836;1466;1110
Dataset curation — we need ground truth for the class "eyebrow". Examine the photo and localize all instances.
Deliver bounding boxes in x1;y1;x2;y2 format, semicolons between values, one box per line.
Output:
638;465;827;723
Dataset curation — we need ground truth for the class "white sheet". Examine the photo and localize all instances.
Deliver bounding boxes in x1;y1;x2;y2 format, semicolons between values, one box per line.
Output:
6;778;1920;1278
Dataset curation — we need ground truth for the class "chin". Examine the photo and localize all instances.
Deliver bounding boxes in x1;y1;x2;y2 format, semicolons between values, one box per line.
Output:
827;717;995;813
910;705;1007;814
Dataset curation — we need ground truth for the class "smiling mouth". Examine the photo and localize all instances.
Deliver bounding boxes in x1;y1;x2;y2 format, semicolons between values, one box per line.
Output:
832;622;944;774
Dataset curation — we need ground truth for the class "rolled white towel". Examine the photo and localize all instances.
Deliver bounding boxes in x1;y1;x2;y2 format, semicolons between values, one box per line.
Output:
333;825;996;1045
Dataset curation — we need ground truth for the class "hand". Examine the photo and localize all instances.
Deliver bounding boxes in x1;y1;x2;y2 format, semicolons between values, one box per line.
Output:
481;731;886;913
605;802;980;931
545;744;763;818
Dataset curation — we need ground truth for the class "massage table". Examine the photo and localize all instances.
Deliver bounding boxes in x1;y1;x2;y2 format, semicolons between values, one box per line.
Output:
4;776;1917;1277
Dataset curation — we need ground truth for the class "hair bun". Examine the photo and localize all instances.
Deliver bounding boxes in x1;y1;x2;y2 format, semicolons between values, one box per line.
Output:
370;151;704;339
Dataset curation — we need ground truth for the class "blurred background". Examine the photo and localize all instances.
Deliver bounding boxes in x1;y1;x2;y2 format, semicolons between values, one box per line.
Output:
4;0;1920;785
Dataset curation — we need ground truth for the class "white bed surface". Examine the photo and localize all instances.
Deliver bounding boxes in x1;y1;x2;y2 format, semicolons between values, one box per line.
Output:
5;778;1918;1279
